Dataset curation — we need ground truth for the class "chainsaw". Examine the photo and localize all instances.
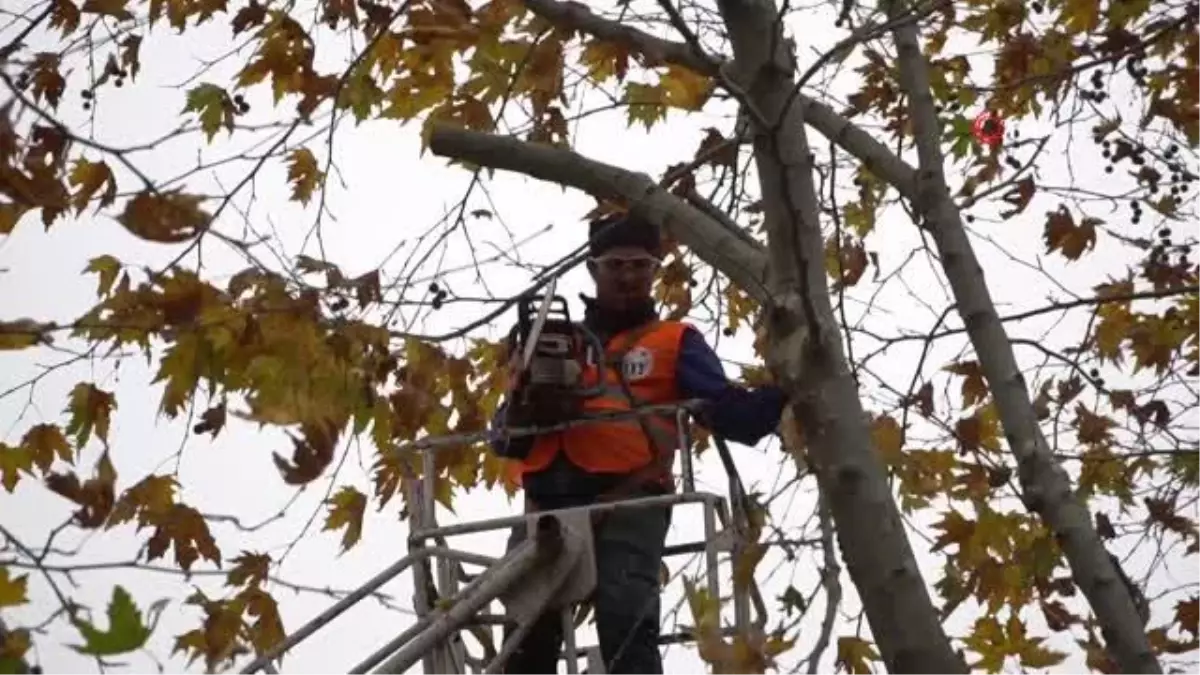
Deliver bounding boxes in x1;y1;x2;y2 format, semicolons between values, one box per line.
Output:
506;278;606;436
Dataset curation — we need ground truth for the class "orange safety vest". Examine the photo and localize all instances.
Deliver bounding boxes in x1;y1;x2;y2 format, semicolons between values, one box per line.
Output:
513;320;690;489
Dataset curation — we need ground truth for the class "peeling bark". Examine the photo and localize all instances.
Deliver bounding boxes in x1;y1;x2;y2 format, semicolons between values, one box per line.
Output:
885;2;1161;672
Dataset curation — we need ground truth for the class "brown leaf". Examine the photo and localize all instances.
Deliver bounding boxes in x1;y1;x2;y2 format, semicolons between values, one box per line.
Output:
1074;404;1115;446
117;190;211;243
1000;177;1035;219
192;403;227;437
944;360;989;407
145;503;222;572
44;451;116;528
323;486;366;552
19;423;73;472
1043;205;1099;260
272;420;340;485
1040;599;1077;632
226;552;271;589
1176;597;1198;638
1095;512;1116;539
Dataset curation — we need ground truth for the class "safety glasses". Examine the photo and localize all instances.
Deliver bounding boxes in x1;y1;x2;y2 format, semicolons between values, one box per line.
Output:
590;255;660;274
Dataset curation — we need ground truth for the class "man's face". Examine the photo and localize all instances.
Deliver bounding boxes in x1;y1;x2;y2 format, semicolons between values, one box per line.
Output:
589;245;660;311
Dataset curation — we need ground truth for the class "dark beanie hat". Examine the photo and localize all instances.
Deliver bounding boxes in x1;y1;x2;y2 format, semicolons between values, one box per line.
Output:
588;212;663;258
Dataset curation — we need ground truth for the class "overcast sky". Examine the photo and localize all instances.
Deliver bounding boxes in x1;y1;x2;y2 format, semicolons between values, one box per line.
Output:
1;0;1196;673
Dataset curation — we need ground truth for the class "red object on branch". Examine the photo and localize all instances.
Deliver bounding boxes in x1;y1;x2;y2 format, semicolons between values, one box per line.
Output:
971;111;1005;147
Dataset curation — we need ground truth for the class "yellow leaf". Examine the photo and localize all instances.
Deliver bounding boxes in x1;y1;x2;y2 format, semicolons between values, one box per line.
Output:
324;486;366;552
286;147;323;205
0;567;29;608
660;64;714;110
84;255;122;296
579;39;630;83
20;423;73;472
624;82;667;130
835;636;880;674
68;159;117;213
1060;0;1100;33
117;190;211;243
0;319;53;350
0;444;34;492
870;414;903;465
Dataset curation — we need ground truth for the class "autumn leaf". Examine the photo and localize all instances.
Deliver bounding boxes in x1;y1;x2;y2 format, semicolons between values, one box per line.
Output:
226;552;271;589
0;444;34;492
64;382;117;447
184;83;234;141
0;625;31;674
241;587;285;655
70;585;153;656
836;636;880;674
1176;596;1198;638
870;414;903;465
999;177;1035;219
145;503;222;572
117;190;211;243
1043;205;1099;261
324;485;367;552
49;0;81;36
27;53;66;109
944;360;989;407
580;39;630;83
84;255;122;297
45;451;116;526
80;0;134;21
20;423;73;472
107;474;178;529
68;159;117;213
659;64;714;111
286;147;323;205
0;319;54;350
0;203;30;235
0;567;29;608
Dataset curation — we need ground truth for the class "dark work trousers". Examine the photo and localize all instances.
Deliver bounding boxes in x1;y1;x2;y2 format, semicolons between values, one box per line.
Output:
501;493;672;674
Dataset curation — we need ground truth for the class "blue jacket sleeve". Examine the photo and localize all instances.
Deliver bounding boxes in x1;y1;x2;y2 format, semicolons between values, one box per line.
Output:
675;327;788;446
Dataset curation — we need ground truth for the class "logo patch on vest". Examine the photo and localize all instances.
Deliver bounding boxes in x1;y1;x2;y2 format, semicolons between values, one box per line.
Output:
622;346;654;381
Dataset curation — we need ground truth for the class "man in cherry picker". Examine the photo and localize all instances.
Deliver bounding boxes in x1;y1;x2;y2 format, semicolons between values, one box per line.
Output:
490;212;788;674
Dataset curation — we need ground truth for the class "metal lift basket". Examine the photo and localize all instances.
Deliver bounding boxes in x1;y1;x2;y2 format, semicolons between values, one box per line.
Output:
235;401;770;674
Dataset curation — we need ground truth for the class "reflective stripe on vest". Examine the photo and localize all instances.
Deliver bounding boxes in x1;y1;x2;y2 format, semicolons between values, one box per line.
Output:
519;320;689;477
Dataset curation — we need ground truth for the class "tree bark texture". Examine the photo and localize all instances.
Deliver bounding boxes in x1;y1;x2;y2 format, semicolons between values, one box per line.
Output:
712;0;963;671
884;2;1161;671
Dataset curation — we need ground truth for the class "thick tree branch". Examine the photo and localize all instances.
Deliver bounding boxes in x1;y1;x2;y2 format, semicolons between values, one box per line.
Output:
427;126;770;301
713;0;964;671
519;0;917;196
884;1;1161;672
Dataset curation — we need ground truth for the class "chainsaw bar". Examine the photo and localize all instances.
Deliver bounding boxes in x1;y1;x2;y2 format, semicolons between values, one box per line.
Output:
519;274;559;373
